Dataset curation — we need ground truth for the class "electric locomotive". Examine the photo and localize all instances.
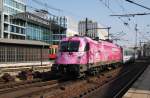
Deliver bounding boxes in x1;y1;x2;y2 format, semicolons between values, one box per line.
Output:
51;36;122;77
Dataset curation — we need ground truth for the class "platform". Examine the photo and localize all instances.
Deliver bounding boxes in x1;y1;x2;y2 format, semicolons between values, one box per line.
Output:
123;64;150;98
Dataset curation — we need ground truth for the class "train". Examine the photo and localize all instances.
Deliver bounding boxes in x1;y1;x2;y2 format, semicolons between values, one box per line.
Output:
51;35;136;77
122;48;135;63
49;45;58;60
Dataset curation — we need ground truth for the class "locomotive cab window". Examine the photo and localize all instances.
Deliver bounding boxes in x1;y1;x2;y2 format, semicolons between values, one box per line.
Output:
60;41;80;52
84;43;89;51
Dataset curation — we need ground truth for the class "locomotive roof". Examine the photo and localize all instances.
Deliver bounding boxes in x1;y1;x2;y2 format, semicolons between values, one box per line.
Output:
62;36;96;43
62;36;120;48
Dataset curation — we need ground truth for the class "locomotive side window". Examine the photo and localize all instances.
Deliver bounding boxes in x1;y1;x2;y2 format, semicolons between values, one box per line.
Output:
60;41;80;52
84;43;89;51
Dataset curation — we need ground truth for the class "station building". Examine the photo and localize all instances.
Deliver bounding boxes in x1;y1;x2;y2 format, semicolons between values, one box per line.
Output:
0;0;67;44
0;0;67;70
12;11;67;44
0;38;50;75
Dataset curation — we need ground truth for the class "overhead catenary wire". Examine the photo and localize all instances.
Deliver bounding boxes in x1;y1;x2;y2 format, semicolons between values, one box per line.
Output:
31;0;63;12
116;0;132;21
110;12;150;17
99;0;150;46
98;0;145;45
100;1;149;32
113;0;150;43
28;0;109;28
98;0;132;31
125;0;150;11
26;5;57;18
30;0;83;19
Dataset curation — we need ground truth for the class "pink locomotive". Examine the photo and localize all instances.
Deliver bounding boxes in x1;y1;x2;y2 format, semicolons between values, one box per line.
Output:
51;36;123;77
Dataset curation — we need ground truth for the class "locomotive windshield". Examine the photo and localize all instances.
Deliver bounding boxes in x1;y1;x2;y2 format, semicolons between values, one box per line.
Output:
60;41;80;52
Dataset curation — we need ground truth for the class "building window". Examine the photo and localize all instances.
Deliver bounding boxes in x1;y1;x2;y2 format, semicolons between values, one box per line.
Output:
4;0;25;12
26;23;52;44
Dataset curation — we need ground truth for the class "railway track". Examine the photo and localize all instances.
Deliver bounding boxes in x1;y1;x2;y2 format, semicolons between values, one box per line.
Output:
0;79;59;98
54;64;132;98
0;59;148;98
0;79;58;94
113;64;147;98
27;59;149;98
0;79;41;90
83;59;149;98
113;60;149;98
16;64;126;98
0;64;123;98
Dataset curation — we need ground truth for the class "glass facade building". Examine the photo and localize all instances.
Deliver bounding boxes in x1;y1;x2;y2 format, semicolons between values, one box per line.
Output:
0;0;67;44
4;0;25;15
0;0;26;39
52;31;66;45
0;0;67;65
49;16;67;45
12;12;67;44
26;23;52;44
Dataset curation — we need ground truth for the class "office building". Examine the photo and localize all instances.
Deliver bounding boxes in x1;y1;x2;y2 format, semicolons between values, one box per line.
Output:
0;0;26;39
78;20;108;40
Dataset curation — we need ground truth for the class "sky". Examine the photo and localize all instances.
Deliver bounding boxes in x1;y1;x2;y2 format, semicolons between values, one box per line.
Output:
27;0;150;46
